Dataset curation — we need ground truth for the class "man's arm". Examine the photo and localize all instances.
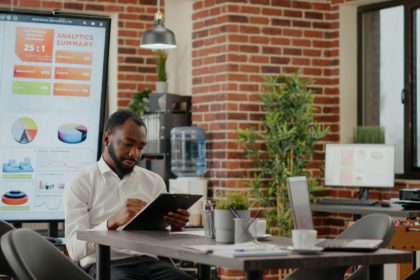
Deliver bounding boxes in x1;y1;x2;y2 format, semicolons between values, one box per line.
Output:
64;178;100;261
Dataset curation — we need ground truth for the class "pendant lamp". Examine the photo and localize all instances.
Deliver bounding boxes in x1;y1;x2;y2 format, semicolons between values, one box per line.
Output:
140;0;176;50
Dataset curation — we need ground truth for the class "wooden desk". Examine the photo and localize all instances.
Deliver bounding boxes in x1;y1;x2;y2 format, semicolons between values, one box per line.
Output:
77;230;411;280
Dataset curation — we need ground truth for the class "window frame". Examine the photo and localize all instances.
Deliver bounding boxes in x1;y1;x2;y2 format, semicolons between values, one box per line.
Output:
357;0;420;179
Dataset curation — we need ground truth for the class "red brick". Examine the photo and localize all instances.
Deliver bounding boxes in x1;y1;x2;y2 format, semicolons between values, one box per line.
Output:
64;2;83;9
42;1;62;9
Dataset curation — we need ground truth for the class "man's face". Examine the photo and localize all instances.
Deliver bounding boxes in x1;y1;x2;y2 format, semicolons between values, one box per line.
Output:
103;119;147;177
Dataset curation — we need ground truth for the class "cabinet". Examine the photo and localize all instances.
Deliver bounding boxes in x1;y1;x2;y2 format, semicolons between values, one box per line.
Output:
138;93;191;188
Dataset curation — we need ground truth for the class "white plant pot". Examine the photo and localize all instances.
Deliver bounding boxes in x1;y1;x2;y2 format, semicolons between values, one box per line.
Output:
155;81;168;93
214;209;250;243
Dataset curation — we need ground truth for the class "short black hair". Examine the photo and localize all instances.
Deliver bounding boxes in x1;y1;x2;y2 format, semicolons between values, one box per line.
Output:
105;109;146;132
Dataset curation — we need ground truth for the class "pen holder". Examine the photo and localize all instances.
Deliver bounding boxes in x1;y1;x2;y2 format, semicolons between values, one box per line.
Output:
202;210;215;238
234;218;257;244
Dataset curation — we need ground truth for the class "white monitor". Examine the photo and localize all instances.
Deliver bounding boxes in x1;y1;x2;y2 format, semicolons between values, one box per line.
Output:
325;144;395;188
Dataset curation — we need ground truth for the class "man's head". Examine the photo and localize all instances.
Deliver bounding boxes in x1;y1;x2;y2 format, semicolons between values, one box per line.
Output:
102;110;147;178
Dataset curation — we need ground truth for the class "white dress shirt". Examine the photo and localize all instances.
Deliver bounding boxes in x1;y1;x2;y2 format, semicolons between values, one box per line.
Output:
64;157;166;268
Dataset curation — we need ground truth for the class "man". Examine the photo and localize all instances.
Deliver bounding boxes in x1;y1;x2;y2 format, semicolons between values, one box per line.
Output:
64;110;193;280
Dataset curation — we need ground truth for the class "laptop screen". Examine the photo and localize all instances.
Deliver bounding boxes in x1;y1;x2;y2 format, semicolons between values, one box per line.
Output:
287;176;314;230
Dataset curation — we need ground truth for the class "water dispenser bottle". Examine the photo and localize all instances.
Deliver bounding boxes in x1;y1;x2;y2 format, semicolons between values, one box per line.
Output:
170;127;206;177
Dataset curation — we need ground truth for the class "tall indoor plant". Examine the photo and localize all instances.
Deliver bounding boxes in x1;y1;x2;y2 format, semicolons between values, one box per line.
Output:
237;73;329;236
155;50;168;93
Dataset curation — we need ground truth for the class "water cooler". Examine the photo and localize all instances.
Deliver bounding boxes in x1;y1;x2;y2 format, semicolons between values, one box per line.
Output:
169;127;207;226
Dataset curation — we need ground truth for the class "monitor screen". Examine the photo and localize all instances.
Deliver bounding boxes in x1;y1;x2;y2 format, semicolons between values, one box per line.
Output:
0;10;110;221
324;144;395;188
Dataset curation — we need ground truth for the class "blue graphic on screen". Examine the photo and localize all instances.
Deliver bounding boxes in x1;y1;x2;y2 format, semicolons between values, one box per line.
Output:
2;158;33;173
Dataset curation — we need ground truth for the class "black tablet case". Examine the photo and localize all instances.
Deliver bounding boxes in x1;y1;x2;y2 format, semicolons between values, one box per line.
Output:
122;193;202;231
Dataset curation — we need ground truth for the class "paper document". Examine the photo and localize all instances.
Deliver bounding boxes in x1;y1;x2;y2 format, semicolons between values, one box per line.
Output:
170;230;206;237
184;242;288;257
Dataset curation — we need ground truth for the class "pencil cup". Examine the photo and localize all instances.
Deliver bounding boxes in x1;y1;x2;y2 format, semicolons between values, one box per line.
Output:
234;218;257;244
202;210;215;238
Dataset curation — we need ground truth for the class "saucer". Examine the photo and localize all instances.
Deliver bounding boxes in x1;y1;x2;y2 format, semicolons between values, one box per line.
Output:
286;246;324;254
256;234;272;241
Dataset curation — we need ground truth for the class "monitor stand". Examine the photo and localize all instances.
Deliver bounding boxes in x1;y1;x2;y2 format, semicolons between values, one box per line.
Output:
358;187;376;205
359;187;370;201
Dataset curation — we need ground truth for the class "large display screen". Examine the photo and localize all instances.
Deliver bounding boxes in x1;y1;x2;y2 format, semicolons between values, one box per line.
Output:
0;11;110;221
325;144;395;188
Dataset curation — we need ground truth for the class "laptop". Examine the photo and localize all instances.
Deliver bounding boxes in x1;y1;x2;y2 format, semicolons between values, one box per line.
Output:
287;176;315;230
287;176;382;251
316;239;382;251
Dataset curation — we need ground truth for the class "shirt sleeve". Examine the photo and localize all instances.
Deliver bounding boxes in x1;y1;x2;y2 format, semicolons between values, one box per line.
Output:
64;175;101;261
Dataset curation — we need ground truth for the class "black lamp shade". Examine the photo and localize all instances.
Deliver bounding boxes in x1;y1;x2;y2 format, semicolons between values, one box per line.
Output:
140;24;176;50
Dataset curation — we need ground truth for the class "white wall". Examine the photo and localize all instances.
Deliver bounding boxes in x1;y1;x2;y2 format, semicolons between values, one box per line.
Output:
165;0;193;96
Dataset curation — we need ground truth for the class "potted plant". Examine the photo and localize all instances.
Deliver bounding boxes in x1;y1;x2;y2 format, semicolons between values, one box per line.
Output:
214;191;250;243
353;125;385;144
128;88;151;117
155;50;168;93
237;72;329;236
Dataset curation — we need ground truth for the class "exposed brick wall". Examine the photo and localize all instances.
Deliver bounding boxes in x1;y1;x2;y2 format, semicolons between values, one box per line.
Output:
191;0;339;231
0;0;164;108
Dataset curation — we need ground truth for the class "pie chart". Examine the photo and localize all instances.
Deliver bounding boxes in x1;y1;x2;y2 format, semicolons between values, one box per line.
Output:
2;190;28;205
11;117;38;144
58;123;87;144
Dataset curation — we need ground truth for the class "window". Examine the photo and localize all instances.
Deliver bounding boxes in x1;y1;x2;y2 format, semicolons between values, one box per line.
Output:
358;0;420;178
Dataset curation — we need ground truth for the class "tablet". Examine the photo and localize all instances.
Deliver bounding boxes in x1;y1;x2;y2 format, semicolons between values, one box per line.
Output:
122;193;202;231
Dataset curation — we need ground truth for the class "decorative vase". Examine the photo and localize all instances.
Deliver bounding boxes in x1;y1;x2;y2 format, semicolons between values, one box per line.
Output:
214;209;250;243
155;81;168;93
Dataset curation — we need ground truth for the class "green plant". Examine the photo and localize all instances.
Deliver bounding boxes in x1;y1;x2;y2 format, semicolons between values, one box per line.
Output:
353;125;385;144
128;88;151;116
215;191;249;210
155;50;167;82
237;72;329;236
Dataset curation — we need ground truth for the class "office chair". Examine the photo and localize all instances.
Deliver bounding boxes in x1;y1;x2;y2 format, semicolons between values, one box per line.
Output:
283;214;395;280
1;228;93;280
0;220;15;278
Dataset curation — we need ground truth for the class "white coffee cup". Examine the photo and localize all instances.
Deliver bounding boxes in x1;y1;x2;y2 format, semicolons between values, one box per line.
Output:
256;219;267;237
292;229;317;249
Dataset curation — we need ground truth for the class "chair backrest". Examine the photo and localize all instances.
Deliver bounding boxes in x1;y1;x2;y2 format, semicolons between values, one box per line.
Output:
0;220;15;275
1;228;93;280
337;213;395;248
287;176;315;230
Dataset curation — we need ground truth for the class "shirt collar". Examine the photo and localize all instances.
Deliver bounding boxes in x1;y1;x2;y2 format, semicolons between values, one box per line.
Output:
98;157;113;175
97;157;136;179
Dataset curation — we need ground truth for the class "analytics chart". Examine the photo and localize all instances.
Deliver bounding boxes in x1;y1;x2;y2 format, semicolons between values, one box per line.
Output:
0;12;110;221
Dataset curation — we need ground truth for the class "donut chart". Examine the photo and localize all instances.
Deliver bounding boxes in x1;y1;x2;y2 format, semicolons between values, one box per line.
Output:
58;124;87;144
11;117;38;144
2;190;28;205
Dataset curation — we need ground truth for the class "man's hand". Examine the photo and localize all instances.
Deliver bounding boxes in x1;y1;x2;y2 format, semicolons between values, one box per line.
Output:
107;199;146;230
164;208;190;231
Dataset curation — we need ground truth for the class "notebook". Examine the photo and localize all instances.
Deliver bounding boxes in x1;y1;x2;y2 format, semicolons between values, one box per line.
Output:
287;176;315;230
316;239;382;251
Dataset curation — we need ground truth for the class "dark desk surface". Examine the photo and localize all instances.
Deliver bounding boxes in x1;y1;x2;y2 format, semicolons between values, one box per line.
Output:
77;230;411;272
312;204;420;219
